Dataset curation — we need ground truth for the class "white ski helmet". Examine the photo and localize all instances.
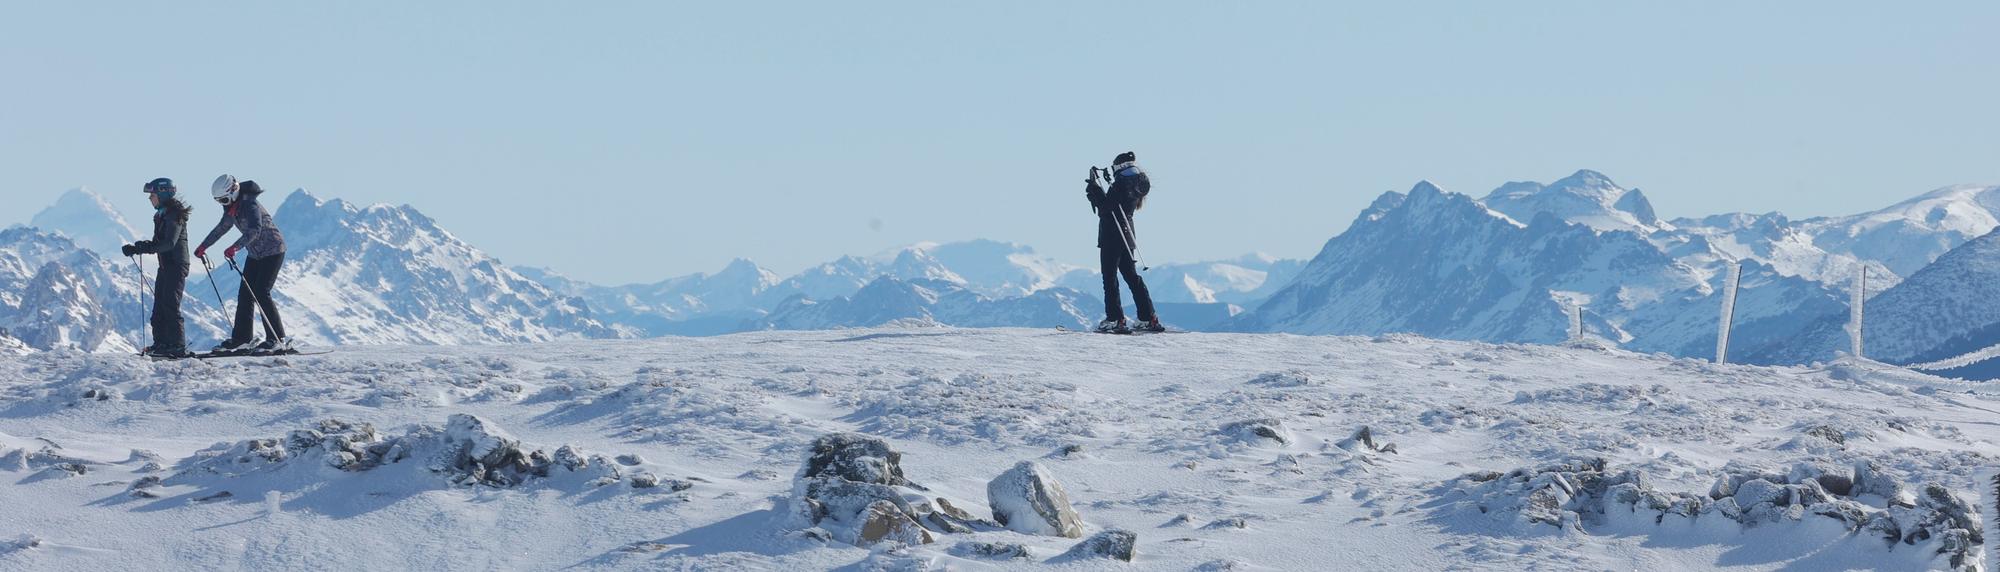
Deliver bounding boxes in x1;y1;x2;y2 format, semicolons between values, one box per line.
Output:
211;174;239;204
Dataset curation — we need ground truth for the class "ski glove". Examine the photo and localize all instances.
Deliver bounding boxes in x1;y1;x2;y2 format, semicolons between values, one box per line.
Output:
225;245;241;259
194;246;207;259
121;244;138;257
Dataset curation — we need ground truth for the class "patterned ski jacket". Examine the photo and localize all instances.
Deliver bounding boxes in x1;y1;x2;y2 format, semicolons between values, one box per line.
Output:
199;182;286;259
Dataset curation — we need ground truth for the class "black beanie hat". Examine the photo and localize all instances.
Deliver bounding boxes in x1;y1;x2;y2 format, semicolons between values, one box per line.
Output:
1113;151;1137;165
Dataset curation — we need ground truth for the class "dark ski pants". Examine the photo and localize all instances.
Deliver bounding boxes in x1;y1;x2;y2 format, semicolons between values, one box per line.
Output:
231;253;287;343
150;260;188;352
1100;246;1156;323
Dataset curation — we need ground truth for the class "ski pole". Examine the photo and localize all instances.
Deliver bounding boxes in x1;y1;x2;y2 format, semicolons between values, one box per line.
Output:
226;256;284;345
130;255;149;352
1111;209;1147;271
199;256;231;324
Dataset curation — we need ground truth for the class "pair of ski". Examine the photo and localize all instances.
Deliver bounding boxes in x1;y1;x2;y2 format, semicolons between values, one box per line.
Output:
1057;325;1183;335
145;348;330;361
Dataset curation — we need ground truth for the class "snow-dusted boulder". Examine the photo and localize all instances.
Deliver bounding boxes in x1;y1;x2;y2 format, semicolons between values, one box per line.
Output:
800;432;915;487
788;433;993;547
1056;529;1136;562
986;460;1083;538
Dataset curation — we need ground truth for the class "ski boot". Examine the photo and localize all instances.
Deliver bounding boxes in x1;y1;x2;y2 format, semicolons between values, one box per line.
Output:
254;337;296;355
210;339;257;356
1133;318;1166;333
1094;318;1131;335
144;346;194;359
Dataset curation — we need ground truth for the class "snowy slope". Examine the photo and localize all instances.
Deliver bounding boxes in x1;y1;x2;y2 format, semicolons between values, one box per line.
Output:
0;329;1992;570
27;188;138;257
223;191;622;345
1772;227;2000;369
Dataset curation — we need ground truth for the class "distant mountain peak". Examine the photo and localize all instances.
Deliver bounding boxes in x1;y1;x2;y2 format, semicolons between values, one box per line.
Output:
1480;169;1662;233
1551;169;1617;191
30;187;138;256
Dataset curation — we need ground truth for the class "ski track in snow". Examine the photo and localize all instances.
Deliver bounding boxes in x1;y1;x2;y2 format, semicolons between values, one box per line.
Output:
0;328;1995;571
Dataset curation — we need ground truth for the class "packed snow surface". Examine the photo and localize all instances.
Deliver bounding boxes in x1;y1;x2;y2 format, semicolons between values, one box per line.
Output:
0;328;1994;571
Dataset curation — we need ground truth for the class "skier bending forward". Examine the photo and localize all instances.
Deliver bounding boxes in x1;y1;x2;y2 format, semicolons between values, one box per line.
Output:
1085;151;1164;334
195;175;291;354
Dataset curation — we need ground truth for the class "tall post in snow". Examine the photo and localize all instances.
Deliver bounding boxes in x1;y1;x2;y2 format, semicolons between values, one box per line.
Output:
1569;304;1583;341
1715;262;1741;364
1848;266;1866;359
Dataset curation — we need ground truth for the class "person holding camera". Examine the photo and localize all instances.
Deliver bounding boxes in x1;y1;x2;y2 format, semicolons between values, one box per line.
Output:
1084;151;1164;334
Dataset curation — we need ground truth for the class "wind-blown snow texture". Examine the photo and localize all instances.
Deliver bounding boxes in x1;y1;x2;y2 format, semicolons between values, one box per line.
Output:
0;329;1993;570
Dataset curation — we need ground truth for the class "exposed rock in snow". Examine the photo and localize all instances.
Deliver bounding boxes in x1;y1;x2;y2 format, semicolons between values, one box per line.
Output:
0;534;42;556
168;415;644;491
788;433;992;547
1438;458;1986;570
947;541;1030;560
1246;370;1314;388
986;460;1084;538
1055;529;1137;562
1337;426;1397;454
800;432;915;487
1219;418;1290;445
3;444;95;482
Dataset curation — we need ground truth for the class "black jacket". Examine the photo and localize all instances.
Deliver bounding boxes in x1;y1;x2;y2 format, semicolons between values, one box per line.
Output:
132;197;191;270
1086;164;1150;250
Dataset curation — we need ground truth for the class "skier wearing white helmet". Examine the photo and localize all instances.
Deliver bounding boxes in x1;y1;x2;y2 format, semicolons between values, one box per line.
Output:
196;174;291;354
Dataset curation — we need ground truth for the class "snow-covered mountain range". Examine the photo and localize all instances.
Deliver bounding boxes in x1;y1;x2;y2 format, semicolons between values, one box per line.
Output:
1229;170;2000;366
523;238;1287;335
7;173;1999;369
0;226;229;353
220;191;622;345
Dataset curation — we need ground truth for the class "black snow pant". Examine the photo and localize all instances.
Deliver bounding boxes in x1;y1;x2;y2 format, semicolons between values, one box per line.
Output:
1100;246;1156;323
150;259;188;352
231;253;287;343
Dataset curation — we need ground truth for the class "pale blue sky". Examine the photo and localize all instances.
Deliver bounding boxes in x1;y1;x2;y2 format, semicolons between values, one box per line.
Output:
3;2;1995;284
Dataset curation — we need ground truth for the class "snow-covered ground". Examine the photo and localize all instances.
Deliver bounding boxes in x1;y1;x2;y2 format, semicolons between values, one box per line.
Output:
0;328;1993;571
